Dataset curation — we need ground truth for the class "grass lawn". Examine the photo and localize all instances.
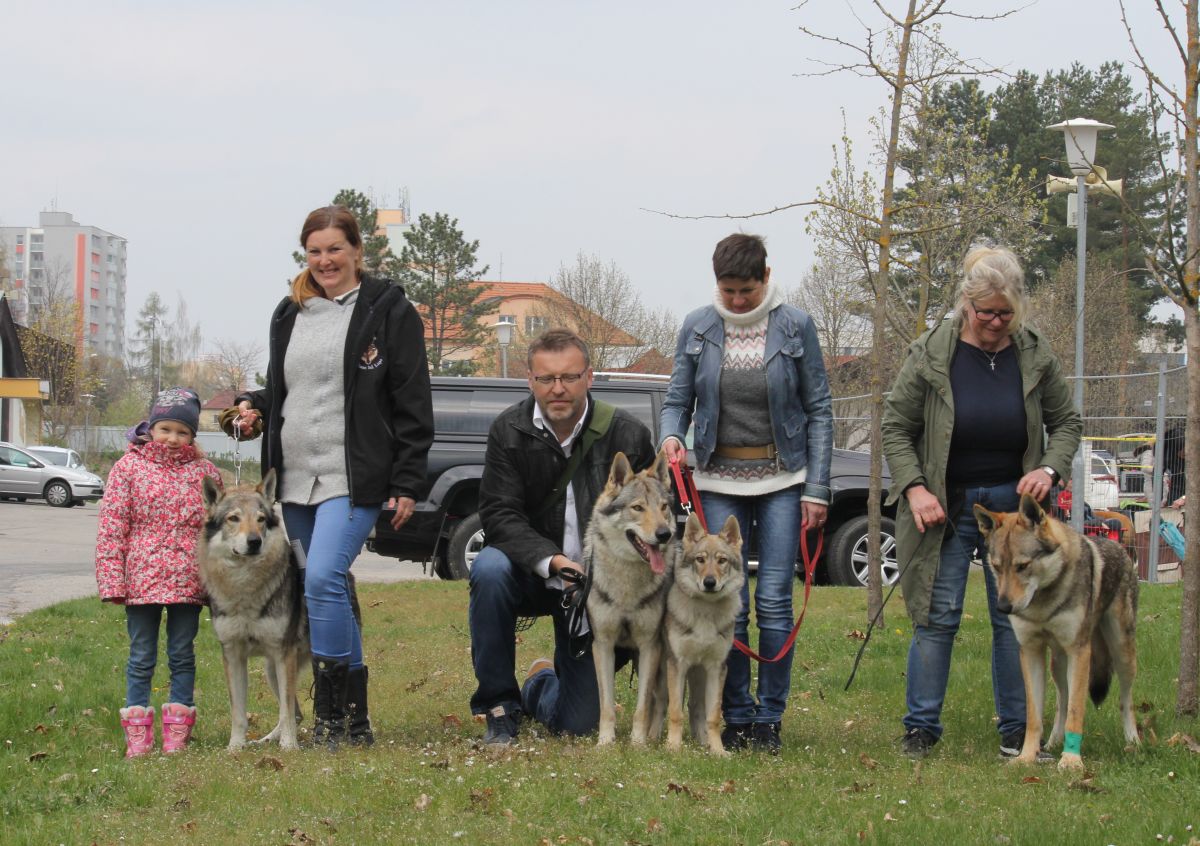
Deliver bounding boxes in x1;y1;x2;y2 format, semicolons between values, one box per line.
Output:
1;572;1198;845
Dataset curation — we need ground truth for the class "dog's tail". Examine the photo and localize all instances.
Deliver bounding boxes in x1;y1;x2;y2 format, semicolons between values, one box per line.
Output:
1089;630;1113;706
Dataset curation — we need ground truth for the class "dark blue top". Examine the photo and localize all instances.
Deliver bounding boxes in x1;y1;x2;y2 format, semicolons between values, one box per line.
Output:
946;340;1027;485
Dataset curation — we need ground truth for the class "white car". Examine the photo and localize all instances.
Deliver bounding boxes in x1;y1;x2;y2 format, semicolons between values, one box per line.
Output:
24;445;92;474
0;442;105;507
1084;449;1120;511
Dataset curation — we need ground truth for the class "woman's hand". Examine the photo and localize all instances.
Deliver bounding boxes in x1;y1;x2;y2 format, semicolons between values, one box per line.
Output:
388;496;416;530
1016;467;1055;501
662;437;687;464
905;484;946;534
234;401;260;437
802;501;828;532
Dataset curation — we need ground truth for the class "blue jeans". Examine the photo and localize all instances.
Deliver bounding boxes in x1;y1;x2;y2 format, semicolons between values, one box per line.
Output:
903;481;1026;739
468;546;615;736
282;498;380;668
702;485;803;725
125;603;202;708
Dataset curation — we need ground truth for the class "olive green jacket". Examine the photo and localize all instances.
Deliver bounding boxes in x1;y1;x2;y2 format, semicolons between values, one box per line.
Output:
881;318;1081;626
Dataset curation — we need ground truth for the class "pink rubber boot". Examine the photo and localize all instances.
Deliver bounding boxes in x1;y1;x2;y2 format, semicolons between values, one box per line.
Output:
120;706;156;758
160;703;196;753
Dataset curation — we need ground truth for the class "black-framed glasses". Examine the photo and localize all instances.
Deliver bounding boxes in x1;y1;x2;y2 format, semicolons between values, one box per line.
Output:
971;304;1015;323
531;371;587;386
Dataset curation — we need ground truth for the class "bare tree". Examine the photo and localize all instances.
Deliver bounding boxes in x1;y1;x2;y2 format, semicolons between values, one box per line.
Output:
1120;0;1200;716
209;340;265;393
537;252;649;370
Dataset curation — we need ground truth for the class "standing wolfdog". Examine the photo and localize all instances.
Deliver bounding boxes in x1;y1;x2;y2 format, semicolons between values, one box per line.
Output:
198;470;308;751
661;512;743;755
975;493;1140;770
585;450;676;745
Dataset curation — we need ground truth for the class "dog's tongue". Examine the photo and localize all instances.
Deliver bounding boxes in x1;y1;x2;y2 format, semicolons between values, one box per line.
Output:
648;545;665;575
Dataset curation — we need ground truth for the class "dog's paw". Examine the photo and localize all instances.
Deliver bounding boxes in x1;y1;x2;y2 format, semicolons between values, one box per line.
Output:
596;732;616;746
709;744;730;758
227;740;247;752
1057;752;1084;771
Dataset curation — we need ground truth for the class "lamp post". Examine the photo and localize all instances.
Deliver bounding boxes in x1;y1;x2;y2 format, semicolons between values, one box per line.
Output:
81;393;95;464
1046;118;1118;534
492;318;516;378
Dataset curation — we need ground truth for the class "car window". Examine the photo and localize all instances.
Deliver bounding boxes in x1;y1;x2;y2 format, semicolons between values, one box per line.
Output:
432;389;521;436
29;449;66;466
69;451;83;468
1;446;36;468
592;389;656;436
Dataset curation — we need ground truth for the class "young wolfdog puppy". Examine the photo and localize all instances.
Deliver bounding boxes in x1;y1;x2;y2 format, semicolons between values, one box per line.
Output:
975;493;1140;770
585;450;676;745
662;512;743;755
198;470;308;751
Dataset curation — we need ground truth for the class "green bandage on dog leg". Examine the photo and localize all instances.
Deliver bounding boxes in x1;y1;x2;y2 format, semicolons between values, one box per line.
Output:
1063;731;1083;755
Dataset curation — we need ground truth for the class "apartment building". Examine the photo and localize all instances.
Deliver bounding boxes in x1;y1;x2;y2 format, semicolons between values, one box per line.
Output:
0;210;127;359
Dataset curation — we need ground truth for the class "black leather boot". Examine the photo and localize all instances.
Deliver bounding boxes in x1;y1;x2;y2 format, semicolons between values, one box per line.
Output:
311;655;349;749
346;665;374;746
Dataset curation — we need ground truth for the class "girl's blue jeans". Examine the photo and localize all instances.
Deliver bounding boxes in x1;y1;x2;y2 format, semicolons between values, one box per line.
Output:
125;603;202;707
282;497;380;668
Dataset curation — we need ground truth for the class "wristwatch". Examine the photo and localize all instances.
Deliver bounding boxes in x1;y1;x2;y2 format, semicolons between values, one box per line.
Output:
1039;466;1059;484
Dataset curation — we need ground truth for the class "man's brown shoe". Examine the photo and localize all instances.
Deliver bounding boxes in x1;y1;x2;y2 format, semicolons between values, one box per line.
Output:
526;658;554;683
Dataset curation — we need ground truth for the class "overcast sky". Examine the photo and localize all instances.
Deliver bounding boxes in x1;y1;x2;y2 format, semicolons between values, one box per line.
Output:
0;1;1182;368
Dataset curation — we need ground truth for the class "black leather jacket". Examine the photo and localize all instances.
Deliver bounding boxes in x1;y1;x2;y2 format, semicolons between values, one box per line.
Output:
478;394;654;573
238;275;433;505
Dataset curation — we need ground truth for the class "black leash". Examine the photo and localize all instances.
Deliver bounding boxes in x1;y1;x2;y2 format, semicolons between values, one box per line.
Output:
843;498;974;691
560;564;593;660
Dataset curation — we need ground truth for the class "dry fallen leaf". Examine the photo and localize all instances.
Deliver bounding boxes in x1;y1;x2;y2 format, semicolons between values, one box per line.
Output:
414;793;433;812
1166;732;1200;753
647;818;663;833
27;751;47;762
441;714;463;728
719;779;736;794
859;753;878;770
883;812;897;822
1021;776;1042;784
1068;778;1104;794
180;820;197;832
256;755;284;771
847;629;867;640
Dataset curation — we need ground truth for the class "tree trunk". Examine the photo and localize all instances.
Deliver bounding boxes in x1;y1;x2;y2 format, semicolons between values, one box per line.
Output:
1177;306;1199;716
1175;0;1199;718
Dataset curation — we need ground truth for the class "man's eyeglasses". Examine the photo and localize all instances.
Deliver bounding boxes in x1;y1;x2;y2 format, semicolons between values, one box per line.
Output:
531;371;587;386
971;304;1015;323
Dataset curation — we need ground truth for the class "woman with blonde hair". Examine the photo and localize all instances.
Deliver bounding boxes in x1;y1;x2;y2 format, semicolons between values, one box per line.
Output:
882;245;1081;759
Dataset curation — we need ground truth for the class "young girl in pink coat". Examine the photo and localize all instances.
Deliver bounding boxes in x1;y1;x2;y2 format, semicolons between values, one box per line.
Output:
95;387;222;757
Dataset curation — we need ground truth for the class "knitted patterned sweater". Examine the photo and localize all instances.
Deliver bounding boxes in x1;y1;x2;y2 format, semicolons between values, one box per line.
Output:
696;283;807;497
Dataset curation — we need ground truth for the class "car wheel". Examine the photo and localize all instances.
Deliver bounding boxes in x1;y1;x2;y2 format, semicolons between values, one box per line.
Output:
827;515;899;587
44;481;73;508
445;512;485;580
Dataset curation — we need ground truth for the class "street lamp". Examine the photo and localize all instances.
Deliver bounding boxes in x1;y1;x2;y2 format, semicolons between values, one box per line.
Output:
80;393;95;464
492;317;516;378
1046;118;1119;534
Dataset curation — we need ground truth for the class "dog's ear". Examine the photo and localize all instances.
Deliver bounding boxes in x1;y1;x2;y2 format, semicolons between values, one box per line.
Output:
684;512;706;543
1018;492;1046;526
650;448;672;486
719;513;742;549
973;503;1000;538
201;475;223;510
607;452;632;486
258;468;277;503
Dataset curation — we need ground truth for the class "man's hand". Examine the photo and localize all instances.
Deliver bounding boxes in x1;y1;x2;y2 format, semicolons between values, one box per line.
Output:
550;554;584;579
388;496;416;530
234;400;260;437
905;484;946;534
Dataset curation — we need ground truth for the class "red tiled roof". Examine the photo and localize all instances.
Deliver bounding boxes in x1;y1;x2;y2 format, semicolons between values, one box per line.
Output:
201;389;239;409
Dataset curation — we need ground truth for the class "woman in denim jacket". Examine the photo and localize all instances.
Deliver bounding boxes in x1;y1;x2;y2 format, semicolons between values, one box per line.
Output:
660;233;833;754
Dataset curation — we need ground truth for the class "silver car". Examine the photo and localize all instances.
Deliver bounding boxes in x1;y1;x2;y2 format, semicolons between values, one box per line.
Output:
0;441;105;507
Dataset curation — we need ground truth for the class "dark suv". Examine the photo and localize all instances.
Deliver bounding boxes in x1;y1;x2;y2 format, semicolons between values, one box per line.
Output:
368;375;897;586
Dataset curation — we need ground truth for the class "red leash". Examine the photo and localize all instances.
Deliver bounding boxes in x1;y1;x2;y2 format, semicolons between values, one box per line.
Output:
669;457;822;664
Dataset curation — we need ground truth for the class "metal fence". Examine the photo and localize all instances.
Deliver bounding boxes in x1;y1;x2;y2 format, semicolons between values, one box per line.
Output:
830;360;1189;582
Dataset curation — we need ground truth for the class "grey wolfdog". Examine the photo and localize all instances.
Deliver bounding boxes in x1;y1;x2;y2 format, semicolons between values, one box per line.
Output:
198;470;308;751
975;493;1140;770
584;450;676;746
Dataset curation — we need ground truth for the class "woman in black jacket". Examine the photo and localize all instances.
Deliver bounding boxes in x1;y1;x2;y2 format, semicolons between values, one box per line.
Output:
233;205;433;748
